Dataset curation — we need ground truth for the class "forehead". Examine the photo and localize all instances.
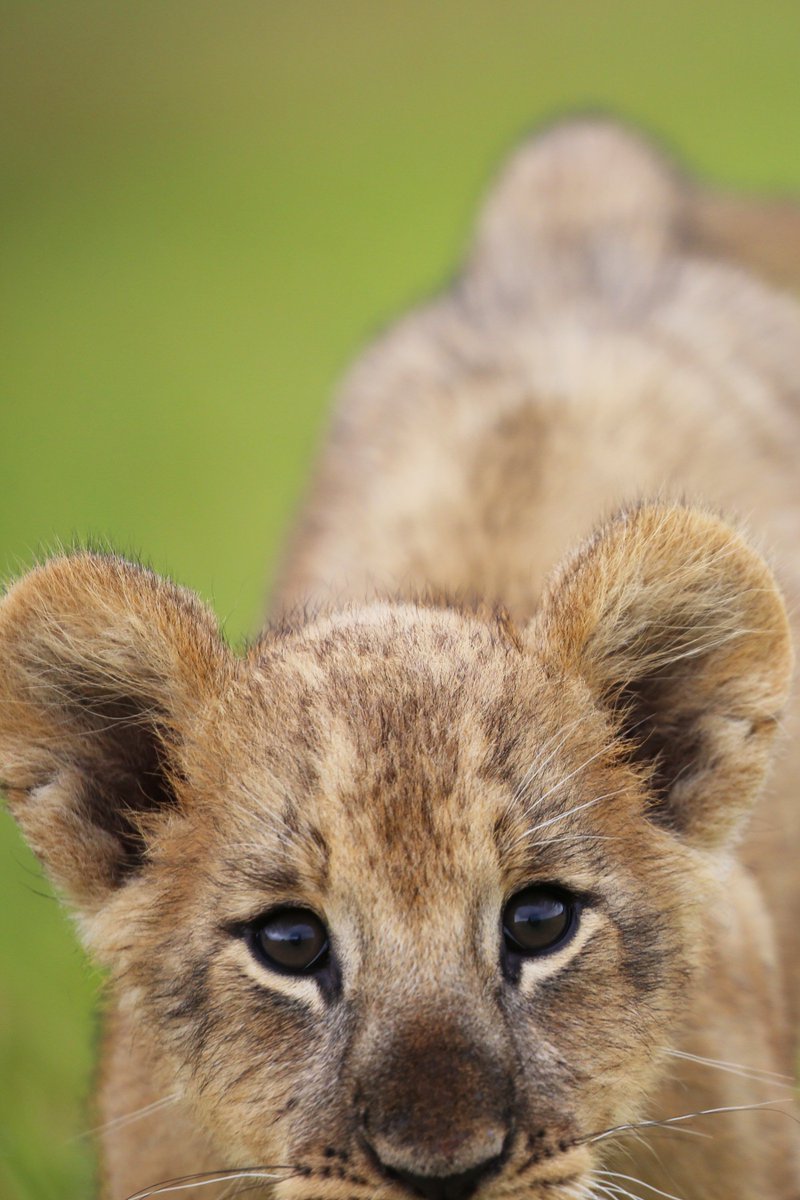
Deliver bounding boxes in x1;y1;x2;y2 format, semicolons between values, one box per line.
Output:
247;610;523;882
207;608;621;909
251;605;529;759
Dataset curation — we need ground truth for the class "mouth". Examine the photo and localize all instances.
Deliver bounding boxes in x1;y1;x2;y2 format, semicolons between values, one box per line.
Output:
123;1158;591;1200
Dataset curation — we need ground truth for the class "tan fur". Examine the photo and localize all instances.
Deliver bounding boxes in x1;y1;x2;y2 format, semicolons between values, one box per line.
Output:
2;118;800;1200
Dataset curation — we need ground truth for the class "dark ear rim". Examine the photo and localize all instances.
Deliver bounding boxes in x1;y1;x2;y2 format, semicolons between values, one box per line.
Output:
0;551;231;910
528;503;793;847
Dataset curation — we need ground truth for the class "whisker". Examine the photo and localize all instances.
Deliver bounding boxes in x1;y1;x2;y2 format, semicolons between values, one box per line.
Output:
566;1186;599;1200
599;1128;711;1144
590;1180;625;1200
126;1168;298;1200
595;1169;686;1200
665;1048;795;1086
512;715;593;804
586;1181;623;1200
583;1098;797;1146
78;1093;181;1140
524;833;624;847
573;1180;604;1200
518;787;628;843
522;745;613;818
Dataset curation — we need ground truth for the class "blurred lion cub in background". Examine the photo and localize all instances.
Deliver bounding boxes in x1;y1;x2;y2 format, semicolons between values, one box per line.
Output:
2;118;800;1200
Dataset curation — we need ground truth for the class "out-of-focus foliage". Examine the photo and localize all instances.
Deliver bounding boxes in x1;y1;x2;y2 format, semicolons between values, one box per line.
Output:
2;3;799;1194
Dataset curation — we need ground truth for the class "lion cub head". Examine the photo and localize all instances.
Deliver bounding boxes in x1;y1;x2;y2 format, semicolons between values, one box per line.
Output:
0;505;791;1198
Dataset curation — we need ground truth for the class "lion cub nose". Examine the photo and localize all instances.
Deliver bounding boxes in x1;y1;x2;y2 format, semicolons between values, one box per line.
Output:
359;1021;511;1190
389;1156;506;1200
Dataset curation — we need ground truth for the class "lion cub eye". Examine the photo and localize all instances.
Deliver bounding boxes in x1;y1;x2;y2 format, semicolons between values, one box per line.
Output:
502;885;578;957
249;908;329;974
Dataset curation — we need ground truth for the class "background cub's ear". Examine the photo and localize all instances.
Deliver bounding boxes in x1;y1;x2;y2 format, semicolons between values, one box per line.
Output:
0;554;229;913
532;505;793;850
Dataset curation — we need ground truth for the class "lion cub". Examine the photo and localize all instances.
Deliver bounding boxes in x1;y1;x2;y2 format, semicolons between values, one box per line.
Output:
2;119;800;1200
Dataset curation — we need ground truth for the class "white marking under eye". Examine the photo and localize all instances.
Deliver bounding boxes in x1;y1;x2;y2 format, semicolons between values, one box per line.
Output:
516;909;602;994
228;942;327;1015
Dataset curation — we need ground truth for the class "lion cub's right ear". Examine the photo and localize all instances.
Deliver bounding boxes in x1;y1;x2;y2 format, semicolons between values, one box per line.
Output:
0;554;229;915
531;505;793;851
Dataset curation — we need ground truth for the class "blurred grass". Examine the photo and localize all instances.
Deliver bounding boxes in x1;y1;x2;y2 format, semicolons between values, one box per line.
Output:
1;2;800;1195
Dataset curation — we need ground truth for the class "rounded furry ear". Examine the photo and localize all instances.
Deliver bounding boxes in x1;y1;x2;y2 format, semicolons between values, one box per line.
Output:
530;505;793;850
0;554;230;913
466;118;685;306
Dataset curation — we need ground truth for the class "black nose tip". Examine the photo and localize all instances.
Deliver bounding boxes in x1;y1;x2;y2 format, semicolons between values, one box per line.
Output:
390;1157;503;1200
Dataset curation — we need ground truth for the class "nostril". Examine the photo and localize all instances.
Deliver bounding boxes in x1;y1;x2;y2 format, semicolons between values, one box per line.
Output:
389;1156;505;1200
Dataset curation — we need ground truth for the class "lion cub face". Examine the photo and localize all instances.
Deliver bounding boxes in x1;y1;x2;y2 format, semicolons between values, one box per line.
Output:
120;611;688;1188
0;506;791;1198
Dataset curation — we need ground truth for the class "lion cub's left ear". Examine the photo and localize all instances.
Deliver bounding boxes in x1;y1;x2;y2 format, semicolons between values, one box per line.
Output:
0;554;230;914
531;505;793;850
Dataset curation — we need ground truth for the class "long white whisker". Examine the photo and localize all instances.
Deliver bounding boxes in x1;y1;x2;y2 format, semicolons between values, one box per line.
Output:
522;744;612;817
665;1048;794;1086
126;1170;295;1200
512;714;592;803
519;787;628;843
524;833;624;846
586;1098;794;1145
78;1093;181;1140
596;1169;686;1200
587;1181;625;1200
567;1186;599;1200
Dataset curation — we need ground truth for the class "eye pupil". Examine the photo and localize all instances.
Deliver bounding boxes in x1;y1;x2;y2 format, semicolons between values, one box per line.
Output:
502;886;576;956
252;908;329;974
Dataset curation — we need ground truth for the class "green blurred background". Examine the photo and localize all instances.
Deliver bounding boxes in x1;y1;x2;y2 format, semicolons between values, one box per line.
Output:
1;2;799;1195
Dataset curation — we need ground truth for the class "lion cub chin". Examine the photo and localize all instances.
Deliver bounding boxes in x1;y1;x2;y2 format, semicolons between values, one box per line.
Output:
2;118;800;1200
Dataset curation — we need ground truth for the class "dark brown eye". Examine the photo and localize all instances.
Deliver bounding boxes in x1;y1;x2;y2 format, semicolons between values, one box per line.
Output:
250;908;329;974
502;886;577;957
